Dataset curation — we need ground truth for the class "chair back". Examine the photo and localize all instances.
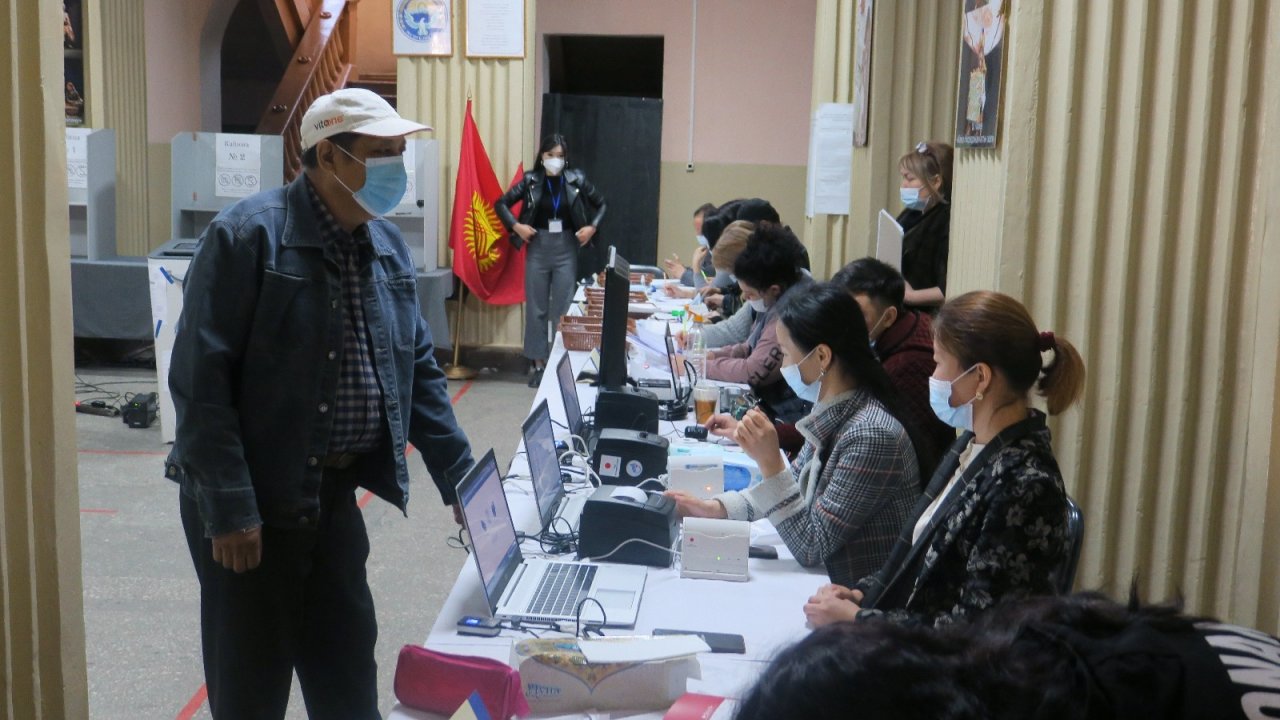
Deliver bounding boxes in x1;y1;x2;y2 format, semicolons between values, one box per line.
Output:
1056;495;1084;594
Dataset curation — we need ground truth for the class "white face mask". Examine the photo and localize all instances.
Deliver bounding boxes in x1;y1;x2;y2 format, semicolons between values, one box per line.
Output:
780;347;823;403
543;157;565;175
696;234;710;249
747;297;768;313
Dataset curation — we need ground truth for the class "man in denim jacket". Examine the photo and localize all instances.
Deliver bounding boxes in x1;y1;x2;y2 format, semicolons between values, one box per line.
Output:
166;89;473;720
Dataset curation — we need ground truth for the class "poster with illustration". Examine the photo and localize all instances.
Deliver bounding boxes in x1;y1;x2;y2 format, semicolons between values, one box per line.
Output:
852;0;873;146
954;0;1006;148
64;0;86;126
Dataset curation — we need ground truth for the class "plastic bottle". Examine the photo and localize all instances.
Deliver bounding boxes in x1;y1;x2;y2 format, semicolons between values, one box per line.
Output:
685;312;707;389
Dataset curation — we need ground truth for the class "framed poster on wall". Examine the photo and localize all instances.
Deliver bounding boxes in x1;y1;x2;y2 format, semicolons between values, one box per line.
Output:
465;0;525;59
64;0;86;126
955;0;1007;148
393;0;453;56
852;0;873;146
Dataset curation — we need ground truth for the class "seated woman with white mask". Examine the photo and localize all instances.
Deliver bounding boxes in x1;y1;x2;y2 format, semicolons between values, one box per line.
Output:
803;290;1086;628
666;282;923;587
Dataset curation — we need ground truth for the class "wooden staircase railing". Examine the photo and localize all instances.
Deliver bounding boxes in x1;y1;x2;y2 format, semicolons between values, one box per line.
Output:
257;0;353;181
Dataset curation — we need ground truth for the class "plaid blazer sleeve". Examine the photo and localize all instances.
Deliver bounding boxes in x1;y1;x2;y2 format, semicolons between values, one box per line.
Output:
773;420;916;569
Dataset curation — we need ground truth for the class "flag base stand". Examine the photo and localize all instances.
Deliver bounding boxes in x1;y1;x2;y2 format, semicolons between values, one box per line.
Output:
444;285;479;381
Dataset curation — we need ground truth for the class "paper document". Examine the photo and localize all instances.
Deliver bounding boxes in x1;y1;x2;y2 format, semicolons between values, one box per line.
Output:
876;209;904;270
805;103;855;217
579;636;710;664
215;134;262;198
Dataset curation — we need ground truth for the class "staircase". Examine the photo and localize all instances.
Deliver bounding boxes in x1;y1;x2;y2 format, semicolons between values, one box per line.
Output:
254;0;356;181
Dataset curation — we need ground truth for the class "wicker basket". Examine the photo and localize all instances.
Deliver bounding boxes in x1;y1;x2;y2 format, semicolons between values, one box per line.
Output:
560;322;603;351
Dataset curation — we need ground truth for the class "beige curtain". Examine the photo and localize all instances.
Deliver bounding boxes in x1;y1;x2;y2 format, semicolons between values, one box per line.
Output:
951;0;1280;631
397;0;536;350
0;1;89;718
803;0;959;280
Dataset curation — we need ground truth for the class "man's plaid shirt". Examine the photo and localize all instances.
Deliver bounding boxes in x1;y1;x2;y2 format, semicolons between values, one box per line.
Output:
307;179;384;454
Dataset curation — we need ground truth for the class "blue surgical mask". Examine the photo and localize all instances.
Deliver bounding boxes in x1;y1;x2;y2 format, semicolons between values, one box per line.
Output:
696;234;710;249
928;366;978;431
334;145;408;216
781;347;822;403
900;187;929;211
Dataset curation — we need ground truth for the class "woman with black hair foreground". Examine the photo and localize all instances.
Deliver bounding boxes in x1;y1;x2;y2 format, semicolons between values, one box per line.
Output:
667;283;922;587
737;591;1280;720
805;290;1087;627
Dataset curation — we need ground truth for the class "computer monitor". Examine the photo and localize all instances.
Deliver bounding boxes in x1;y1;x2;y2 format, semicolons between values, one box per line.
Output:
598;248;631;390
556;353;584;438
521;400;563;531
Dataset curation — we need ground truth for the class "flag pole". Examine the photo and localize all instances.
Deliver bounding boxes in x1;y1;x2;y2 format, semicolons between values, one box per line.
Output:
445;283;478;380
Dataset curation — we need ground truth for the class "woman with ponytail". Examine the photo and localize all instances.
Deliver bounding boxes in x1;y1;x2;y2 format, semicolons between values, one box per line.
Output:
667;283;921;587
805;290;1086;628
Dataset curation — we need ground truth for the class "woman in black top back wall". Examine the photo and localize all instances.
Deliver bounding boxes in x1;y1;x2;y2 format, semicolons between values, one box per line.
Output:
895;141;953;311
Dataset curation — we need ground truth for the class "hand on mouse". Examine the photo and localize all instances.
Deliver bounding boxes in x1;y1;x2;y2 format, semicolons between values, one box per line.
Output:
664;490;728;519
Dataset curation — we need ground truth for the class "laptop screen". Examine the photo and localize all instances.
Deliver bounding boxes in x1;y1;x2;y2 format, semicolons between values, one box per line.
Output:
556;353;583;437
522;400;562;530
457;450;521;612
664;324;681;383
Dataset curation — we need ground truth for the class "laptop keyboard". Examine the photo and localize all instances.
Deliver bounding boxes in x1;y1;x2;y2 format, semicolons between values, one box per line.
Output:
527;563;597;617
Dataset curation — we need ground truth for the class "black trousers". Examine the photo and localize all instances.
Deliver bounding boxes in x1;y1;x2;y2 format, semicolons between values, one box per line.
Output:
181;469;380;720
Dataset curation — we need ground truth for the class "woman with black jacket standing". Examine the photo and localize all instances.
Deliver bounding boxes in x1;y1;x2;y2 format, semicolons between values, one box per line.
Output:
495;134;607;386
896;141;953;310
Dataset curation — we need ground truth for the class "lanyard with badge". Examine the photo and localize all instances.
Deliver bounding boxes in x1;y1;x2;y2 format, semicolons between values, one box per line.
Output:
546;176;564;233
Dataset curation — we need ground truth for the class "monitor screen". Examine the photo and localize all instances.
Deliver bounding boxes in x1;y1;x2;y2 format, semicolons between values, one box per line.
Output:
598;249;631;390
457;450;520;613
522;400;563;530
556;353;583;437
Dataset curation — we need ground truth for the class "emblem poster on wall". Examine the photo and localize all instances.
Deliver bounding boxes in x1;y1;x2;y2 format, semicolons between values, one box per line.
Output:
393;0;453;56
955;0;1007;148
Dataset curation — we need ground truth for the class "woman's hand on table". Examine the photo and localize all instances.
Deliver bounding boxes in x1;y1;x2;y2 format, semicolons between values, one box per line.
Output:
704;413;739;439
734;408;785;476
804;585;863;627
663;284;697;299
664;490;728;519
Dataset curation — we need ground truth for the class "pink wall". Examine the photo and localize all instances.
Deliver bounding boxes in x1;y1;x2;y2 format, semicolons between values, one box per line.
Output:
535;0;815;166
145;0;218;143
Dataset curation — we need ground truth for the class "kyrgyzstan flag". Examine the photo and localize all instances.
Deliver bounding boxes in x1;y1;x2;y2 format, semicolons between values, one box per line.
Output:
449;100;524;304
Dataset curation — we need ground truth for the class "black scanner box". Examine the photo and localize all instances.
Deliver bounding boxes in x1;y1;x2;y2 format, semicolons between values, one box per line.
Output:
594;387;659;433
578;486;679;567
591;428;669;485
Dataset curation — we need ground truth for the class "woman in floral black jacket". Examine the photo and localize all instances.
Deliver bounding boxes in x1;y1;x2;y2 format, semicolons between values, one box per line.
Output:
804;290;1087;628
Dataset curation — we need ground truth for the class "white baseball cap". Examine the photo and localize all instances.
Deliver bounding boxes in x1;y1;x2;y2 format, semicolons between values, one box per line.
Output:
300;88;432;151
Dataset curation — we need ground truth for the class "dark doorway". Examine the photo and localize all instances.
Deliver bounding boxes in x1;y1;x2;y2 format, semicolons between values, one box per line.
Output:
221;0;288;132
541;35;664;272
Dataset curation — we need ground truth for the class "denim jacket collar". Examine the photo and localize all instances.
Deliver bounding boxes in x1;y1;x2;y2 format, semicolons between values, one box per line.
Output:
283;174;396;258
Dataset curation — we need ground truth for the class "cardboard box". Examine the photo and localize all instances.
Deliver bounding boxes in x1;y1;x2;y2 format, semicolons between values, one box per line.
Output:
511;637;702;715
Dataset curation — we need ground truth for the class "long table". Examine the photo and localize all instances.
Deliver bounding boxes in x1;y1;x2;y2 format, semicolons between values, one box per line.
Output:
389;295;827;720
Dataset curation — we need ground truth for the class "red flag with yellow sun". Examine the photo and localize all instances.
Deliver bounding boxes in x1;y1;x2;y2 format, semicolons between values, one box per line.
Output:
449;100;524;304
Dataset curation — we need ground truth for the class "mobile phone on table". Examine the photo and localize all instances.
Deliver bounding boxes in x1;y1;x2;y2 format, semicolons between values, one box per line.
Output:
652;628;746;654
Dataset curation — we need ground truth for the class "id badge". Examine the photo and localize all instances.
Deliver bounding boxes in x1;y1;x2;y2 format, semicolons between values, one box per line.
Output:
548;219;564;233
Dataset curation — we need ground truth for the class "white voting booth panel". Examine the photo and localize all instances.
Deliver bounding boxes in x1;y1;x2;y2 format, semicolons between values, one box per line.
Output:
65;127;116;260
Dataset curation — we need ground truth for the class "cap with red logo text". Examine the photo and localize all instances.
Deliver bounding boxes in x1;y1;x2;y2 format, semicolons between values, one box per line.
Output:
300;88;432;151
